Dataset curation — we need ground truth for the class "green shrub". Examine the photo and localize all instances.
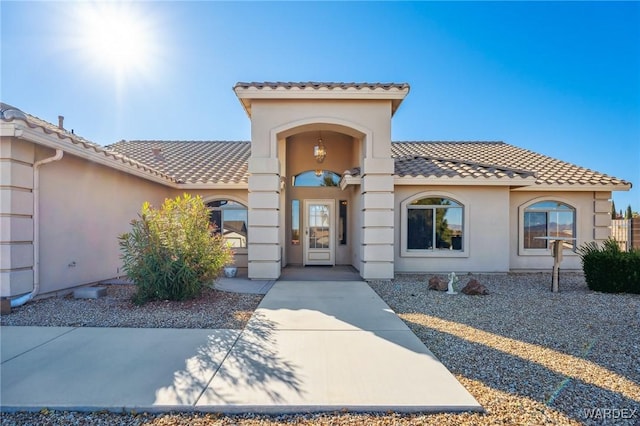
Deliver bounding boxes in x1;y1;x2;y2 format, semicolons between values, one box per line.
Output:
578;239;640;294
119;194;234;304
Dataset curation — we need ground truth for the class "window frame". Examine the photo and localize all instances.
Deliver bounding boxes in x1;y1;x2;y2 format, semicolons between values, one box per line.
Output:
400;192;469;258
206;198;249;251
291;170;341;187
519;197;578;256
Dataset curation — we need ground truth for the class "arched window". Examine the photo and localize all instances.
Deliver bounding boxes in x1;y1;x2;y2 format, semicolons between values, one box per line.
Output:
292;170;341;187
523;201;575;249
407;197;464;251
207;200;248;248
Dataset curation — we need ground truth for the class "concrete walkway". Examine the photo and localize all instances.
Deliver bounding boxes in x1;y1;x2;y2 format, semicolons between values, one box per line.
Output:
1;280;481;414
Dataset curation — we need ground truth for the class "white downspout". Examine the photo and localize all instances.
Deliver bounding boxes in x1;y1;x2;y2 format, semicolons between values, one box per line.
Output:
11;149;64;307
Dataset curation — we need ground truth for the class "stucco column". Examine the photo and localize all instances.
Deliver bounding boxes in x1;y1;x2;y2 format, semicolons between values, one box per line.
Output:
593;192;612;241
0;137;35;298
247;156;281;279
360;157;395;280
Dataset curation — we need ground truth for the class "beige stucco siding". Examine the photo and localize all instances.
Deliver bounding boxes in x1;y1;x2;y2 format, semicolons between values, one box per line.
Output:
394;186;511;273
0;137;35;297
246;97;395;279
249;99;390;158
508;190;605;271
37;150;169;294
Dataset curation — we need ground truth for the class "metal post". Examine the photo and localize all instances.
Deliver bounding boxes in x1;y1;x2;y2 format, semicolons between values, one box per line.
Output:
551;240;562;292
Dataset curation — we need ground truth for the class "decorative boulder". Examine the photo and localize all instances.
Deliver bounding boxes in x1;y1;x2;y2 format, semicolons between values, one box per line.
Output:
428;276;448;291
461;279;489;295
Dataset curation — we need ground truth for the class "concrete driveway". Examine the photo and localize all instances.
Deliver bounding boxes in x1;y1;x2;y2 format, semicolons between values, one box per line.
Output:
1;280;481;414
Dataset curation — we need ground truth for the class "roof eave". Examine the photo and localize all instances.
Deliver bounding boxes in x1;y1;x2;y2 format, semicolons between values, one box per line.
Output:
512;183;632;192
234;83;410;118
2;121;178;187
176;183;249;190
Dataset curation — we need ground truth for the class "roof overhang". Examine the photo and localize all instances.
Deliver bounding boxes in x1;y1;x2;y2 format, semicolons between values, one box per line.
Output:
234;82;410;118
339;175;362;190
511;183;632;192
1;120;181;187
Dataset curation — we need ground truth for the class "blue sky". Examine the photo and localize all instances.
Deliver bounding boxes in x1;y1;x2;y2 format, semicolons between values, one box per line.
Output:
2;1;639;211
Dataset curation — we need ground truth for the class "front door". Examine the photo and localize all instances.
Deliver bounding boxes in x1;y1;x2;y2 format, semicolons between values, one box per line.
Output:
303;199;335;265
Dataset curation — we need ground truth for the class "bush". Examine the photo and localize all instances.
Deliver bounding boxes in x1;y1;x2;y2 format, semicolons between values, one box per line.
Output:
577;239;640;294
119;194;234;304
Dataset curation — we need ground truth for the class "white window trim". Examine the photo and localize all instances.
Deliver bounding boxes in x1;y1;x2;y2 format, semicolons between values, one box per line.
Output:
518;196;579;257
400;191;470;258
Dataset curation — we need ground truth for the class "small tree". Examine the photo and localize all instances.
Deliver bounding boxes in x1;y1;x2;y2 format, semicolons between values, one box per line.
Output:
119;194;233;304
625;204;633;219
611;200;617;218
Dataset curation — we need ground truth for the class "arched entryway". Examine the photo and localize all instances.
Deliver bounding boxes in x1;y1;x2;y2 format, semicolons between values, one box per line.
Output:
282;129;361;269
235;82;407;280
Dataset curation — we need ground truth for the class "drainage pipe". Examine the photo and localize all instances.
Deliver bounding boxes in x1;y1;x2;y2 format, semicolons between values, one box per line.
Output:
11;149;64;307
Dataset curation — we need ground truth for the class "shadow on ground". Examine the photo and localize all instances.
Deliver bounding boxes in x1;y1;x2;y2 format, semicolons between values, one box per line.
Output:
369;274;640;425
154;312;303;405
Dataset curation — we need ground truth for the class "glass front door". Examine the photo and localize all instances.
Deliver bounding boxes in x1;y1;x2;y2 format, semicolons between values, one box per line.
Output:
303;199;335;265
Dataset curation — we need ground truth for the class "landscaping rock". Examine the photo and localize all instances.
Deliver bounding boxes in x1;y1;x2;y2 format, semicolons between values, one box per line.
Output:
461;278;489;295
428;276;448;291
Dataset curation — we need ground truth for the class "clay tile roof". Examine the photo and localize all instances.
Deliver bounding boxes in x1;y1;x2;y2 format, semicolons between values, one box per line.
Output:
106;140;251;185
234;81;410;91
0;103;175;183
393;155;537;180
391;142;631;187
3;102;628;189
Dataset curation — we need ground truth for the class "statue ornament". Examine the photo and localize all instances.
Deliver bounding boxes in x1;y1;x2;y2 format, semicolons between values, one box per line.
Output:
446;272;459;295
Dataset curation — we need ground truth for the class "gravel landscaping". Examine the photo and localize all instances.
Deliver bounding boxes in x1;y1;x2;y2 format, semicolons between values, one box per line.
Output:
1;285;261;329
2;273;640;425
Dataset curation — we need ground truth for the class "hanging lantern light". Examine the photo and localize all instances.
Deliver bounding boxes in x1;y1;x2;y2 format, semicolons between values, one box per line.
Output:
314;137;326;163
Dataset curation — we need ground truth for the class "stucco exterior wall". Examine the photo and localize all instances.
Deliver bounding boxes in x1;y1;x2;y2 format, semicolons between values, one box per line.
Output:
0;136;35;297
247;98;395;279
508;190;606;271
394;185;511;273
37;149;169;294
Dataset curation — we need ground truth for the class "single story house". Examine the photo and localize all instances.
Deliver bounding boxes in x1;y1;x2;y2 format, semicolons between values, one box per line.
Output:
0;82;632;303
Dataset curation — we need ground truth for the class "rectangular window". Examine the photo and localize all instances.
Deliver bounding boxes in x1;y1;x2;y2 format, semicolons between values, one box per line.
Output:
339;200;347;245
291;199;300;245
221;209;248;248
436;207;463;249
523;201;576;250
210;210;222;233
403;196;465;255
408;209;434;249
524;212;547;248
523;212;547;249
550;210;575;249
208;200;248;248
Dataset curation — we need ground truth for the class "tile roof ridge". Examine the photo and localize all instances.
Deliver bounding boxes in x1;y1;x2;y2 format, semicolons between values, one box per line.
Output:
234;81;410;90
111;140;251;144
392;140;505;144
396;155;538;177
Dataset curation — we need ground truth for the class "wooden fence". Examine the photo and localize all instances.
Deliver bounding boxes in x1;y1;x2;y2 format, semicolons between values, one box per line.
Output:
611;218;640;251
